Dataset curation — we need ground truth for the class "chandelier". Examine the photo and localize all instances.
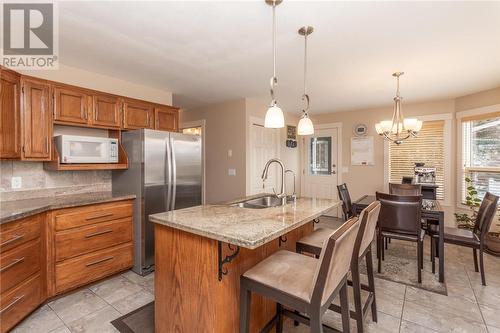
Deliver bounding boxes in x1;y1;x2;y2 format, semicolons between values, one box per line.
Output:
375;72;422;145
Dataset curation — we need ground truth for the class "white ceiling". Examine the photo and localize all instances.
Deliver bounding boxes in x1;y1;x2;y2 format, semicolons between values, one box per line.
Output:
58;1;500;113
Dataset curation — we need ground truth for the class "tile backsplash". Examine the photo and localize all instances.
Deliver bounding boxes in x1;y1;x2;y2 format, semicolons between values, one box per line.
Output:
0;161;111;201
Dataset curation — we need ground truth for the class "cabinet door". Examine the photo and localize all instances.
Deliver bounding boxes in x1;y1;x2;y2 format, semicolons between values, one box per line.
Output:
154;106;178;132
21;78;52;160
53;85;90;125
0;70;21;158
122;99;153;129
91;94;120;128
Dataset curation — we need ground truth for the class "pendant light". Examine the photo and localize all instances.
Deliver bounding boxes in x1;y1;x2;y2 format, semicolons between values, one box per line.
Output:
297;26;314;135
264;0;285;128
375;72;422;145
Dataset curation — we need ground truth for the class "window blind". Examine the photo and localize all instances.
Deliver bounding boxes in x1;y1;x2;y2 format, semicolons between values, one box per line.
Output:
388;121;445;200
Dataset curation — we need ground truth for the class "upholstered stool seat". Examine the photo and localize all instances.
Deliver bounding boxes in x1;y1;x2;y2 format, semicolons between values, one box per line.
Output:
240;218;360;333
295;201;381;333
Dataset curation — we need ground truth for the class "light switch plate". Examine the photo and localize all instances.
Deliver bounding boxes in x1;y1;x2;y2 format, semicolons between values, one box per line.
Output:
11;176;22;189
227;149;233;158
228;168;236;176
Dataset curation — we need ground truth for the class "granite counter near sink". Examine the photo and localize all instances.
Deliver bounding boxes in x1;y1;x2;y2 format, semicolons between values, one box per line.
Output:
0;192;136;224
149;195;340;249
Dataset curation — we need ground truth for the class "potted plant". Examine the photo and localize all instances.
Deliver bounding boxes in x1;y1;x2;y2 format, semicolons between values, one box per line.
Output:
454;177;481;229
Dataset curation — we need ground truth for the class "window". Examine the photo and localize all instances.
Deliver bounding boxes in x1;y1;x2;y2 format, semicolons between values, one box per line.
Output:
388;121;445;200
461;113;500;201
309;137;332;175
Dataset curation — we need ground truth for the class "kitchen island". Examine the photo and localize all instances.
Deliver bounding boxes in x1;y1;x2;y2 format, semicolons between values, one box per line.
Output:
149;195;339;333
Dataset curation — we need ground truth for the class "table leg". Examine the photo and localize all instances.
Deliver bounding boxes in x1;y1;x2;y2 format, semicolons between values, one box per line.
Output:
438;212;445;283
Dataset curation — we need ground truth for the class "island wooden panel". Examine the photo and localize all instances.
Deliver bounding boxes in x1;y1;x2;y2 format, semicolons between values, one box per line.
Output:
155;222;314;333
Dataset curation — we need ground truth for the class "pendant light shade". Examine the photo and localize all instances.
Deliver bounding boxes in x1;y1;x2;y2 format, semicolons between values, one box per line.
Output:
297;26;314;135
265;103;285;128
264;0;284;129
297;114;314;135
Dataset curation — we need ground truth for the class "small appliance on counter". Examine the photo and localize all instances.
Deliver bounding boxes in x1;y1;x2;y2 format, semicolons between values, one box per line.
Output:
414;163;436;184
55;135;118;164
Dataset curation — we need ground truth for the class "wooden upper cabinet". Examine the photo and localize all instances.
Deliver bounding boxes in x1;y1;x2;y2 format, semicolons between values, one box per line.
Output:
154;106;179;132
91;94;121;128
53;85;90;125
21;78;52;160
122;99;154;129
0;69;21;158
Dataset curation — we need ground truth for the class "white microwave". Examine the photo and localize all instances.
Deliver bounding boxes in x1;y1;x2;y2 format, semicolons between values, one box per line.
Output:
55;135;118;164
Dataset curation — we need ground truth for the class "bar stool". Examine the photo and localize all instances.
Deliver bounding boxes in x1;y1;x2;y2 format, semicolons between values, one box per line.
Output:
240;217;360;333
296;201;381;333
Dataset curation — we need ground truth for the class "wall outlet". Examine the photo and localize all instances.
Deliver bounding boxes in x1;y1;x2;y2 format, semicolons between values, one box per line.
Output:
11;176;22;189
227;149;233;158
228;168;236;176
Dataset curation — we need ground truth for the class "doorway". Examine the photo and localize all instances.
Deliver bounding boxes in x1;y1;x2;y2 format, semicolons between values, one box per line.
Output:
301;124;342;216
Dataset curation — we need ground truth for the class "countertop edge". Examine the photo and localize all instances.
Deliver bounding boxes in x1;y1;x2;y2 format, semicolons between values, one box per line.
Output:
0;194;136;224
150;202;339;249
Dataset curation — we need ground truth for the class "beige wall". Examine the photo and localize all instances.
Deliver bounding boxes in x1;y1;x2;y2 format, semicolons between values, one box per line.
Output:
19;63;173;105
455;87;500;112
181;99;247;204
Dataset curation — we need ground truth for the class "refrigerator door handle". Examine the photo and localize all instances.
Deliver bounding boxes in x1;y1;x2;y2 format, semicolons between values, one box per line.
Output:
165;136;172;212
170;137;177;211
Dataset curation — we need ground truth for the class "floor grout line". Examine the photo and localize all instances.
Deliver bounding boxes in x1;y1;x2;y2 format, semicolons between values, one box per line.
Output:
398;286;407;332
465;265;490;332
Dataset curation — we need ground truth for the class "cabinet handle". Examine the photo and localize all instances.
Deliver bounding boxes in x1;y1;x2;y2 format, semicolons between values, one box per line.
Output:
147;113;150;128
0;295;25;314
0;234;24;247
85;213;114;221
46;138;49;153
85;256;114;267
85;229;113;238
0;257;25;273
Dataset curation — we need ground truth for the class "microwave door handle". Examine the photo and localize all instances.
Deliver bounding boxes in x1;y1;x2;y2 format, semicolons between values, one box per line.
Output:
165;137;172;212
171;137;177;211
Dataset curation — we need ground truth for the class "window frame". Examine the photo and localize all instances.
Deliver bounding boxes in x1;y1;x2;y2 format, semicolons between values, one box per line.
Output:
384;113;453;206
456;105;500;209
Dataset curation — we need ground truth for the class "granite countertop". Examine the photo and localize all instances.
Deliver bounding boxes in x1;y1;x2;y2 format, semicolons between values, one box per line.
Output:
149;195;340;249
0;192;136;224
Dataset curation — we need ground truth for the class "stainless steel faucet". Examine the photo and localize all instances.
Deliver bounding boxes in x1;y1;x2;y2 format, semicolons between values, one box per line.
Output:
261;158;287;206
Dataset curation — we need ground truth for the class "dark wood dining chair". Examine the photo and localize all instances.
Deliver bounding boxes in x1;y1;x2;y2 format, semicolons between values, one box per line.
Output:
296;201;381;333
402;176;414;184
337;183;355;221
431;192;499;286
376;192;425;283
389;183;422;196
240;217;360;333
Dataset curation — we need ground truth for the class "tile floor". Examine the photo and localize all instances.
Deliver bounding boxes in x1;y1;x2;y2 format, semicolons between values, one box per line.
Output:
11;233;500;333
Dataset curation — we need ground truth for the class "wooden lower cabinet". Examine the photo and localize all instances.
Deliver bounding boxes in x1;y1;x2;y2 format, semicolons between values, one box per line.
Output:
0;274;42;333
0;199;134;331
55;242;133;294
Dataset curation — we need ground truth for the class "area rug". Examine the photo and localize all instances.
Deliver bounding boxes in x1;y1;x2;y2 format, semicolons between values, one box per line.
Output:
111;302;154;333
360;240;447;296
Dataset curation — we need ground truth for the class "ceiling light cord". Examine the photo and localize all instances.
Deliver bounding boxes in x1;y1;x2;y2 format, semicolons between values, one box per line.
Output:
269;1;278;105
302;31;309;114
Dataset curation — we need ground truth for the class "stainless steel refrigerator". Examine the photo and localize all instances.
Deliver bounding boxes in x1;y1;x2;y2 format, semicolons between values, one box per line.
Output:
112;129;202;275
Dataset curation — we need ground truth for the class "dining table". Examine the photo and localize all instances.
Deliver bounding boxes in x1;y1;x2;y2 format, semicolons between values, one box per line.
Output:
353;194;445;283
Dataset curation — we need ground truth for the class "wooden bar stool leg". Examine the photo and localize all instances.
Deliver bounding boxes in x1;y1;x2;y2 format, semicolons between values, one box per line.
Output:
339;280;351;333
240;282;251;333
377;235;382;273
366;248;377;323
351;263;364;333
479;248;486;286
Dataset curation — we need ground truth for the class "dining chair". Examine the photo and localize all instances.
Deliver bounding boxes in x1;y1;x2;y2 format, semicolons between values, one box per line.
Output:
296;201;381;333
402;176;414;184
240;217;360;333
389;183;422;196
337;183;355;221
376;192;425;283
431;192;499;285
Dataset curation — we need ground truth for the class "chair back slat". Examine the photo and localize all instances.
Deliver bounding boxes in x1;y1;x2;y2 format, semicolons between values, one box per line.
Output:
474;192;499;239
310;217;360;306
356;201;381;259
337;183;354;220
389;183;422;196
376;192;422;235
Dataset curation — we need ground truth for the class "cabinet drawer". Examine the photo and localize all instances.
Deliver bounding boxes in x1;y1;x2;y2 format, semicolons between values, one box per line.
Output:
0;274;42;333
55;242;133;294
54;201;133;231
0;214;41;253
55;218;132;262
0;239;41;294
